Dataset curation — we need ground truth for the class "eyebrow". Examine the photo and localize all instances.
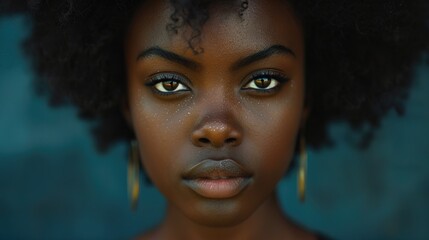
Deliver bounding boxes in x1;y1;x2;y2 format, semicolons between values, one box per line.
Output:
136;44;296;71
231;44;296;71
136;46;199;70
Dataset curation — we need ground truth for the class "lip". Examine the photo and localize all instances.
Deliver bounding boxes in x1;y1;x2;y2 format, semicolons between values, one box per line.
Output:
182;159;252;199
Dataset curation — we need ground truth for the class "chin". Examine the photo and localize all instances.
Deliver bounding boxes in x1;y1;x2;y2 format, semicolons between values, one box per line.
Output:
186;199;255;227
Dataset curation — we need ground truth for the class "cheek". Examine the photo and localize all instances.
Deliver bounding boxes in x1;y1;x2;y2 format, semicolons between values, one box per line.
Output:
127;92;193;188
244;90;303;180
132;114;172;185
252;112;299;181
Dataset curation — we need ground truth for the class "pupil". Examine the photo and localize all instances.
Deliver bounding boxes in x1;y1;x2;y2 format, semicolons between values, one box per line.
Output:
256;78;271;88
163;81;178;91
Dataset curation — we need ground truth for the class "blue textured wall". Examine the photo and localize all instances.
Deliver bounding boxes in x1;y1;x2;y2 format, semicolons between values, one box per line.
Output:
1;16;428;240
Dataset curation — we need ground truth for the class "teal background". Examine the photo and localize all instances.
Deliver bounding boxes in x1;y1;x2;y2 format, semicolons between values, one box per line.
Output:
1;16;428;240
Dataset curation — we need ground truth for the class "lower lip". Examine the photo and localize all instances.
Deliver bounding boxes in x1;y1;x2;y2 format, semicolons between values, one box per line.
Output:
183;177;251;199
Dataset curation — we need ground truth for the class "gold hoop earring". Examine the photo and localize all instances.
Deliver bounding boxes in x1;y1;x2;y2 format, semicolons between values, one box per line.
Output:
298;134;307;202
128;140;140;211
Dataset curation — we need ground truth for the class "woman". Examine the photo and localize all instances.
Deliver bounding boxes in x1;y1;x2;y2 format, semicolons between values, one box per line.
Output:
21;0;428;239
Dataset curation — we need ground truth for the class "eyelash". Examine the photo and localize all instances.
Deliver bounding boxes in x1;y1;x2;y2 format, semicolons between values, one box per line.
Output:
144;73;190;95
242;70;289;93
144;70;289;96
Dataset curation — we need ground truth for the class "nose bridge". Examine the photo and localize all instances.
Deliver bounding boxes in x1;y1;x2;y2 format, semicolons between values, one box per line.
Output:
191;89;242;148
198;84;236;122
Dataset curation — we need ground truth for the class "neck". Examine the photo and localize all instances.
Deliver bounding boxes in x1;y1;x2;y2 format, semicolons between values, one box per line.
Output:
152;192;303;240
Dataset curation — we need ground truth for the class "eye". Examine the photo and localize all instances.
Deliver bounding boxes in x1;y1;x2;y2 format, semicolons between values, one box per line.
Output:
154;80;188;93
145;73;190;94
244;77;279;90
242;70;289;91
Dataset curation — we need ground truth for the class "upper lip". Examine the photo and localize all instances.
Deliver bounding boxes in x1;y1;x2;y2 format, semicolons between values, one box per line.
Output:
182;159;252;180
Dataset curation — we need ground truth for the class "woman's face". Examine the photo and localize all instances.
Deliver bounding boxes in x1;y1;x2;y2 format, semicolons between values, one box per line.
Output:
125;0;304;227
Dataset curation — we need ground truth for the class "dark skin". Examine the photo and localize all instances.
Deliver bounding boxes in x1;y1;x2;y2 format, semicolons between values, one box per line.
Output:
125;0;314;239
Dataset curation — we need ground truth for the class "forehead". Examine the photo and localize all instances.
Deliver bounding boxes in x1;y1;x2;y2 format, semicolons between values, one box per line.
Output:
125;0;303;61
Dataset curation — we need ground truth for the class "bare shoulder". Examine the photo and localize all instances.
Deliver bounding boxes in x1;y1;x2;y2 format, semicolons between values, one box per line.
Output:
281;220;325;240
293;229;332;240
132;228;158;240
293;230;321;240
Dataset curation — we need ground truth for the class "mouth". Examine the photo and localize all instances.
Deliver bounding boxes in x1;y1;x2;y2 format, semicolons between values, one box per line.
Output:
182;159;252;199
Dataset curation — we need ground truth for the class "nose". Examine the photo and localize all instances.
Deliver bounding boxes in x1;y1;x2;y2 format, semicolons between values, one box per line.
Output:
191;115;242;148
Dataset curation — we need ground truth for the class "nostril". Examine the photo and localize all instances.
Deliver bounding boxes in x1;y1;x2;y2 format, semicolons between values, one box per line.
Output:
199;138;210;144
225;138;236;144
